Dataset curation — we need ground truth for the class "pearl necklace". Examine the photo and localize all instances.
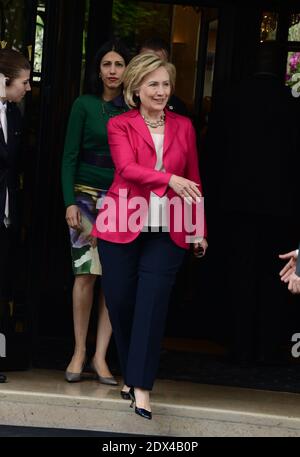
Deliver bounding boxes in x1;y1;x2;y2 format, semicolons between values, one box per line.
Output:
142;112;165;128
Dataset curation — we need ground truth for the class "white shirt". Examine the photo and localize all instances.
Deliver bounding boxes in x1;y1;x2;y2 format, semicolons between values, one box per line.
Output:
143;133;168;229
0;100;9;227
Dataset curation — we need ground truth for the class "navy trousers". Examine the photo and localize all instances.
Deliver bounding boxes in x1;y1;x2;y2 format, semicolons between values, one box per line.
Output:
98;231;185;390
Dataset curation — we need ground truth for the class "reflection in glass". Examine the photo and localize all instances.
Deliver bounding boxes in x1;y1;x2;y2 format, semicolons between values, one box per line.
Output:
112;1;201;113
260;12;278;42
285;51;300;96
203;19;218;99
288;14;300;41
33;1;46;82
200;18;218;147
0;0;26;50
80;0;90;93
112;0;171;53
171;5;201;113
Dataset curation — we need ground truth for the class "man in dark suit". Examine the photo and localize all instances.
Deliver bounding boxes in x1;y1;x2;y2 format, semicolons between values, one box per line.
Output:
0;48;31;382
0;100;24;383
206;42;300;364
138;37;189;116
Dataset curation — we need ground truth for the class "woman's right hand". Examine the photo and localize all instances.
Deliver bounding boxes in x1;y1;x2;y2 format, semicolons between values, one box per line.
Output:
65;205;82;229
169;175;202;203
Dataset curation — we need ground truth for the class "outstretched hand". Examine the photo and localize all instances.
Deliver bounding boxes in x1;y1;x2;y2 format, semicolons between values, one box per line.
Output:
287;272;300;294
279;249;300;294
279;250;298;282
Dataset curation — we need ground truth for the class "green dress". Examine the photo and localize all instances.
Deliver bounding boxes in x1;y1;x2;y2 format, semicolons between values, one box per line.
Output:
61;94;128;275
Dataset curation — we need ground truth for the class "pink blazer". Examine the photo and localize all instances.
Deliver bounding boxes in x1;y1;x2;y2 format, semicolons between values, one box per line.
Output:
92;109;207;249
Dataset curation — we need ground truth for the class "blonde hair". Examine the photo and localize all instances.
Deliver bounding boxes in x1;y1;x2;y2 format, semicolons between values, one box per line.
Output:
123;52;176;108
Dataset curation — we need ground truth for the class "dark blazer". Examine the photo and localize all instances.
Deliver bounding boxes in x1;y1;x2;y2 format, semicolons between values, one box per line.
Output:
167;94;189;117
0;102;22;227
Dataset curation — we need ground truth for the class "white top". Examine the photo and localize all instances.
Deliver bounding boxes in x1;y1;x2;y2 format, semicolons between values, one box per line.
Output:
0;100;9;227
0;100;7;142
143;133;168;229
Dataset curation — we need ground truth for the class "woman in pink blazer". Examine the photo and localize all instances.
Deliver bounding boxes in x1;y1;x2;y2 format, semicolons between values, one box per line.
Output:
92;53;207;420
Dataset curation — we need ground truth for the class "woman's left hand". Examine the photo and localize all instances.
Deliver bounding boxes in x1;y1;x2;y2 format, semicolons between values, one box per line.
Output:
193;238;208;258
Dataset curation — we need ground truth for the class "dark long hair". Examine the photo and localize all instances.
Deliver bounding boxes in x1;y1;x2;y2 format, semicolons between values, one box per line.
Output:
87;39;131;96
0;49;31;85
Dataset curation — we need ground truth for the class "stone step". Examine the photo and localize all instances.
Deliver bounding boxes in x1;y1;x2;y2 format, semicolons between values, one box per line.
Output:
1;369;300;436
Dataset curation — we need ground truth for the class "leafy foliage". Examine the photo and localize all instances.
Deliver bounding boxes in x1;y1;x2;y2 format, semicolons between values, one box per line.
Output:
112;0;171;50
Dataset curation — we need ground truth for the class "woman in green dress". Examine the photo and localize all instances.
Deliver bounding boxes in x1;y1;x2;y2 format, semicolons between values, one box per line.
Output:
61;40;130;383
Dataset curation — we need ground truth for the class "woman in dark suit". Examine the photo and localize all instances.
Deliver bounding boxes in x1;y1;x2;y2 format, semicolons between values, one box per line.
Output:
0;49;31;383
92;53;207;419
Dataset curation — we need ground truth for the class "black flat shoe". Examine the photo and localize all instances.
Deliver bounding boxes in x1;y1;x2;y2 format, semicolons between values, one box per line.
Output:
0;373;7;383
129;387;152;420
